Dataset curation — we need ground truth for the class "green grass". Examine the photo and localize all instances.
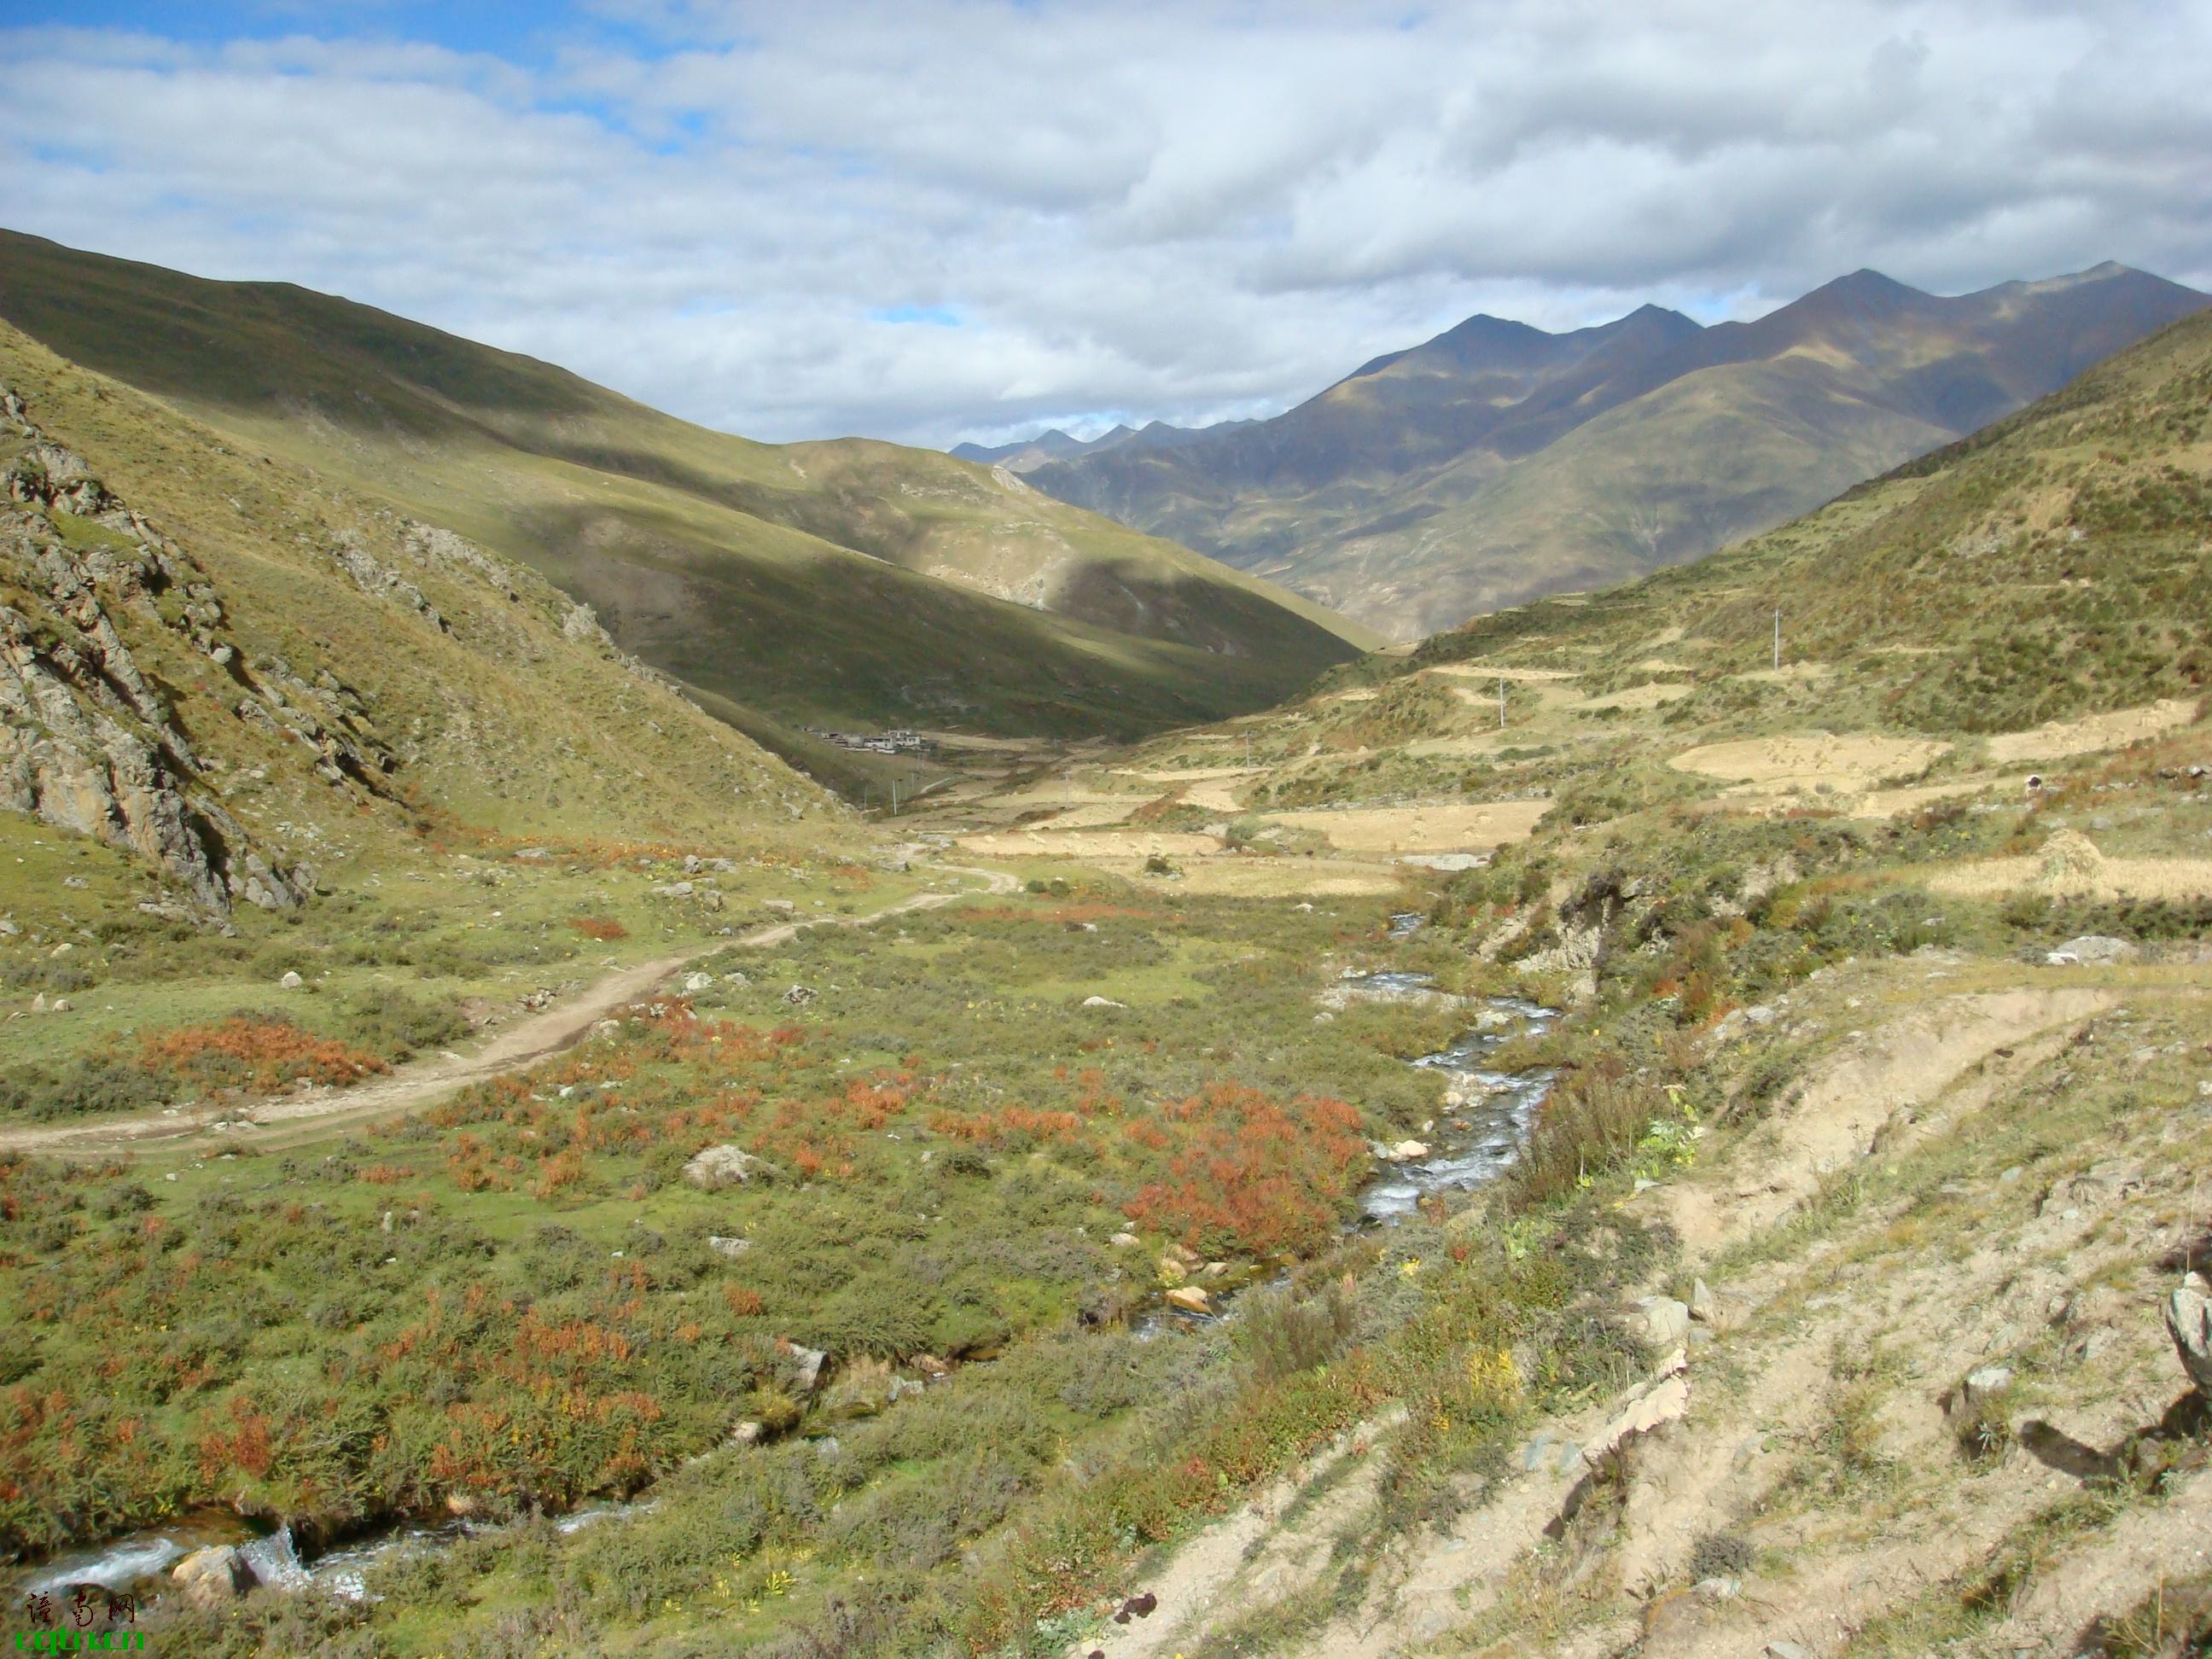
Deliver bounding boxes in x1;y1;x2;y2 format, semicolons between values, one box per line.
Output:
0;227;1369;753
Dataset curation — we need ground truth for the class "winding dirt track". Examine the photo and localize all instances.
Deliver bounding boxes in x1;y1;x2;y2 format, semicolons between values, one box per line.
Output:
2;864;1018;1161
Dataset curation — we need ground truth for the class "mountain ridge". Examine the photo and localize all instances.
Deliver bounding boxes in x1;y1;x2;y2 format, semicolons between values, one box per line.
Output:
0;229;1371;768
1027;262;2210;639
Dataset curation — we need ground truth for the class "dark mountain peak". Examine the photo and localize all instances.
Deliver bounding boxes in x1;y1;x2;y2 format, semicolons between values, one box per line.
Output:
1831;266;1924;297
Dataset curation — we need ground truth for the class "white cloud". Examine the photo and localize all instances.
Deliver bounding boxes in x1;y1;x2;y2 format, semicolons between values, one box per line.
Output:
2;0;2207;445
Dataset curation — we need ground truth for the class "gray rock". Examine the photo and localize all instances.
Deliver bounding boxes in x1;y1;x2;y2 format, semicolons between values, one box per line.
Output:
652;881;695;898
1961;1365;2014;1406
279;969;304;989
1764;1644;1813;1659
2044;934;2133;966
783;984;818;1006
683;1144;765;1190
790;1344;828;1392
706;1235;751;1260
2168;1272;2212;1393
1634;1295;1691;1348
682;971;714;993
1690;1278;1719;1324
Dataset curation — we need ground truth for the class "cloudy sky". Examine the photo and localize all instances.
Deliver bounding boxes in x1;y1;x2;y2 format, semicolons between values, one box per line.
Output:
4;0;2208;446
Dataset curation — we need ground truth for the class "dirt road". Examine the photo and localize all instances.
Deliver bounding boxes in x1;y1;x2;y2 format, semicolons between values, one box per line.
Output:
3;863;1018;1161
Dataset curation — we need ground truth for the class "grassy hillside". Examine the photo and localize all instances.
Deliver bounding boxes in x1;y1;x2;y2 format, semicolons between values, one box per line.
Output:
2;284;2207;1659
0;229;1370;749
1033;265;2208;640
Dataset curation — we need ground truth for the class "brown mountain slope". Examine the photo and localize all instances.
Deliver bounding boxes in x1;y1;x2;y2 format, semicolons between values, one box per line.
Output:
1031;264;2209;641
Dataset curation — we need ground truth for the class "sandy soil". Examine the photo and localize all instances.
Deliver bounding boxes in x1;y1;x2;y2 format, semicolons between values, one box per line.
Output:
1259;800;1549;854
1670;731;1949;790
0;864;1020;1160
1984;697;2200;762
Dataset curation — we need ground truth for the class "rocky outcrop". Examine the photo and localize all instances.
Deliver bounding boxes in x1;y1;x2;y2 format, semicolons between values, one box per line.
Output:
0;601;234;911
2169;1272;2212;1394
327;528;444;629
0;383;335;911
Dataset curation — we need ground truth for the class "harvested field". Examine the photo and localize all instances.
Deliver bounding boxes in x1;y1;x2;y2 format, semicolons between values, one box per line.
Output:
1853;776;2030;818
955;829;1220;859
1258;799;1548;854
1985;697;2200;762
1670;731;1949;790
1425;663;1576;682
1102;858;1407;897
1569;680;1691;711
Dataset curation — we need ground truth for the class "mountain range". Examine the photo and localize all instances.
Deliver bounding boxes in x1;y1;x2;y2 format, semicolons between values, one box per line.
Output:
1021;263;2209;640
951;417;1253;473
0;230;1371;778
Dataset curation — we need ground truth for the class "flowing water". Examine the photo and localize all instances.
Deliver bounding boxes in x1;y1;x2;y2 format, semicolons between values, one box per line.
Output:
21;976;1554;1604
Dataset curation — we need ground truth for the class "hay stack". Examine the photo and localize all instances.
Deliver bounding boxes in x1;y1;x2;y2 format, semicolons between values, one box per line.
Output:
2036;828;2106;895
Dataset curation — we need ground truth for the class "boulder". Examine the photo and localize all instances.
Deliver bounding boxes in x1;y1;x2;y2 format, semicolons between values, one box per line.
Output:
1634;1296;1692;1348
1689;1278;1720;1324
706;1234;751;1260
911;1353;951;1377
2044;934;2133;966
1388;1139;1431;1160
1156;1254;1188;1286
172;1545;255;1607
729;1419;765;1446
783;984;818;1006
1081;995;1126;1009
1166;1285;1212;1315
789;1343;828;1393
2168;1272;2212;1394
1959;1365;2014;1408
1109;1231;1140;1248
683;1144;764;1190
278;969;304;989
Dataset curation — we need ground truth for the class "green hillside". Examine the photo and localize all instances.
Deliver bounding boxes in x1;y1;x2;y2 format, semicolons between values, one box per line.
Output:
0;230;1370;750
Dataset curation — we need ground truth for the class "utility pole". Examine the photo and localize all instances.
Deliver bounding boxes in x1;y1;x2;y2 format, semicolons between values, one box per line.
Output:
1773;608;1781;671
1499;675;1507;730
890;777;899;816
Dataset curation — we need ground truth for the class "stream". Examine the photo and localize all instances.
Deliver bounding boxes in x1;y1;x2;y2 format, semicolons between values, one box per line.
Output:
18;979;1554;1606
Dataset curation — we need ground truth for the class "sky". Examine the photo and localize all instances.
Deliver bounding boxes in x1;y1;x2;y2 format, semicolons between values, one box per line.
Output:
3;1;2208;448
